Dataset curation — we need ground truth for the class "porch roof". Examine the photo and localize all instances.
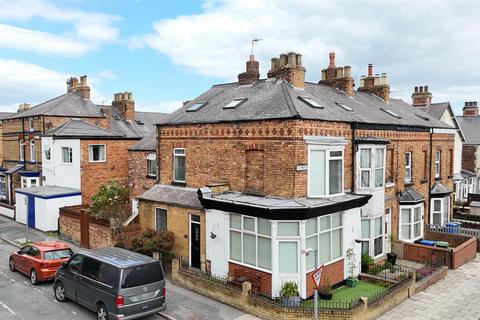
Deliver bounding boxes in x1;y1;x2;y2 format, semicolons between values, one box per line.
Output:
430;182;453;197
197;189;371;220
398;188;424;204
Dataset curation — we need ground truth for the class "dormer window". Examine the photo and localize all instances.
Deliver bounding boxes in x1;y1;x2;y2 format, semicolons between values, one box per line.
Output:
224;98;247;109
187;101;207;112
299;96;323;109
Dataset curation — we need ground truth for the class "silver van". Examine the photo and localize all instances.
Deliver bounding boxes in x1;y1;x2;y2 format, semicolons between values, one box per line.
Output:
53;247;166;320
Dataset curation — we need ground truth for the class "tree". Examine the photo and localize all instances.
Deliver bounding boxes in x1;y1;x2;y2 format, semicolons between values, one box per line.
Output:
89;180;130;223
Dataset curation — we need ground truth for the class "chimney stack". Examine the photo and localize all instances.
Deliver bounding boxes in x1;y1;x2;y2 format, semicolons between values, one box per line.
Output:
267;52;305;88
112;92;135;121
411;85;433;107
319;51;354;96
357;64;390;102
17;103;31;113
463;101;479;117
238;54;260;85
66;75;90;100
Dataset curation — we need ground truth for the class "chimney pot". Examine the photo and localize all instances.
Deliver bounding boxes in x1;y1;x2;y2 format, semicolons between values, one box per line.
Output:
329;52;336;68
414;86;418;93
344;65;351;78
296;53;302;67
336;67;343;79
424;85;429;92
287;52;296;67
368;64;373;77
419;86;424;93
280;53;288;67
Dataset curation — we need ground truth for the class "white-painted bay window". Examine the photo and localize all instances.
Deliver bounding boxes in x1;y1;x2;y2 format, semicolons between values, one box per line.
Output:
373;217;383;256
399;204;423;242
404;152;412;183
360;149;371;188
360;216;384;258
431;197;450;226
375;149;385;188
229;214;271;270
358;147;385;189
308;148;344;197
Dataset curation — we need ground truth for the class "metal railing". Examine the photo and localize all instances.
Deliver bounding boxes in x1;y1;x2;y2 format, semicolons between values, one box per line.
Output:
364;263;411;282
427;224;480;238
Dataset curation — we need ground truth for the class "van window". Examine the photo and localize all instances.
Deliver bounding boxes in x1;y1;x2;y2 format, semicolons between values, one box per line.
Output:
81;258;101;281
68;255;83;273
121;262;163;289
44;249;73;260
98;263;119;288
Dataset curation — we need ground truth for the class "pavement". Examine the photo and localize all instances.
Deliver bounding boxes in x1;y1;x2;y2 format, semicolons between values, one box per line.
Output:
379;255;480;320
0;214;259;320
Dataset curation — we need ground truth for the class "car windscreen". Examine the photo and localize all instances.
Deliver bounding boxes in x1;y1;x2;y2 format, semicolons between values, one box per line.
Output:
43;249;73;260
121;262;163;289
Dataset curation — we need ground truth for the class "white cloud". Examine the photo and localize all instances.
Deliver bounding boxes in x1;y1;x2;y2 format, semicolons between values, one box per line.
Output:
0;0;120;56
141;0;480;110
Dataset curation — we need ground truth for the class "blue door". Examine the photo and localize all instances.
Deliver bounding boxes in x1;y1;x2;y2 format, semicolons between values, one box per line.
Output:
27;196;35;228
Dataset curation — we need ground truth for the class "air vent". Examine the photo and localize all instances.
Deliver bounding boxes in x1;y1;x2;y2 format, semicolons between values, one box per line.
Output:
415;114;430;121
135;119;144;125
381;108;401;119
224;98;247;109
335;102;353;111
298;96;323;108
187;101;207;112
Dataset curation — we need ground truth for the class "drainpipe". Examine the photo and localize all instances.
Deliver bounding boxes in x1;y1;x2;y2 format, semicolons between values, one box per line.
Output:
428;128;433;223
351;122;358;192
156;124;161;184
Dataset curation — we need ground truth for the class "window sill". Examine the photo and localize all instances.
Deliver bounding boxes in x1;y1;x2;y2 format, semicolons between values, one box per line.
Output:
385;182;395;188
171;181;186;187
146;175;157;180
404;181;414;187
89;160;107;163
435;177;442;181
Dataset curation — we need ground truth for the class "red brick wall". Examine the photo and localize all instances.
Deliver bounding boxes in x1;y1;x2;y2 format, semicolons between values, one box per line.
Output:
228;262;272;296
403;242;451;267
462;145;476;173
305;259;344;298
80;139;137;203
128;150;157;199
451;237;477;269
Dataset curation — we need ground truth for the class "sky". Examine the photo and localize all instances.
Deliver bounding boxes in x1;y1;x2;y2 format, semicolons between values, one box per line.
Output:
0;0;479;115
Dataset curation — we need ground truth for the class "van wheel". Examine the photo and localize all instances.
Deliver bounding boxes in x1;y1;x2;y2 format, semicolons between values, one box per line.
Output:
30;269;38;285
97;303;109;320
54;282;67;302
9;258;15;272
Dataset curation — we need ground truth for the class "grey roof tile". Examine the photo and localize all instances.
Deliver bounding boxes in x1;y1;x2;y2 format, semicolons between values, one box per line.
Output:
128;136;157;151
160;79;451;129
398;188;425;204
457;116;480;144
430;182;453;195
45;119;123;138
0;112;14;120
138;184;202;209
417;102;450;120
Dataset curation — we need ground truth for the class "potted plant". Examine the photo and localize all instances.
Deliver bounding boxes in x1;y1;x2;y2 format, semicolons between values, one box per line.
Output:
318;276;332;300
346;248;358;287
387;252;397;266
361;254;373;273
279;281;301;307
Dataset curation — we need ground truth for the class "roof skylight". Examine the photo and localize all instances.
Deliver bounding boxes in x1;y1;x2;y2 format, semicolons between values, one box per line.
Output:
415;114;430;121
186;101;207;112
224;98;247;109
335;102;353;111
381;108;401;119
298;96;323;109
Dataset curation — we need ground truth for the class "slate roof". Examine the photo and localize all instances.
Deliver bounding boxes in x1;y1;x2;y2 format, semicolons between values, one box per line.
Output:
457;116;480;144
430;182;453;195
461;169;476;178
128;136;156;151
0;112;14;120
398;188;425;204
417;102;450;120
5;93;102;119
138;184;202;209
160;79;451;129
44;119;124;138
5;164;23;175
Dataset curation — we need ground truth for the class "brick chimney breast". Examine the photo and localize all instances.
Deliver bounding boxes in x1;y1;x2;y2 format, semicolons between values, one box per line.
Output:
267;52;305;88
112;91;135;121
66;75;90;100
319;52;354;96
463;101;479;117
411;85;433;107
238;54;260;85
357;64;390;102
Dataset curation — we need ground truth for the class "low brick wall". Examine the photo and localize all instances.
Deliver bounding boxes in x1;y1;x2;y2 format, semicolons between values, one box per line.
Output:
171;259;415;320
415;266;448;294
451;237;477;269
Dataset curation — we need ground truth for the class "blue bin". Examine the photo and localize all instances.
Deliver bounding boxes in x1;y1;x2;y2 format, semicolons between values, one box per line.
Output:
445;223;460;234
418;240;436;246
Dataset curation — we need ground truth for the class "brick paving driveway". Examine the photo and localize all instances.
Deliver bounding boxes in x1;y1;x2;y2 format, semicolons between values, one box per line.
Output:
379;256;480;320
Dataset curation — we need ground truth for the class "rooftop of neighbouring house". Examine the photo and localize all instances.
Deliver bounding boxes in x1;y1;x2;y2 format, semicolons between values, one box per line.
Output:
457;115;480;144
398;188;424;204
416;102;451;120
44;119;125;138
15;186;81;198
0;112;15;120
128;135;157;151
138;184;202;209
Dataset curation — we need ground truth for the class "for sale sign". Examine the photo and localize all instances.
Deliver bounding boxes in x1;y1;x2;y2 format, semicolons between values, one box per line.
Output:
311;265;324;291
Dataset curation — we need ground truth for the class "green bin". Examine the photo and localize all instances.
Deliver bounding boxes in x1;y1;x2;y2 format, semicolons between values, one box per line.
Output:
436;241;449;248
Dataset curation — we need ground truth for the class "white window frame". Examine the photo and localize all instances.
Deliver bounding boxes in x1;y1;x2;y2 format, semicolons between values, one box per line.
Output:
404;152;412;183
173;148;186;183
430;197;450;226
374;148;385;188
360;148;372;188
307;145;345;197
147;153;157;177
44;147;51;161
229;213;272;272
28;118;34;132
19;139;24;161
358;146;385;189
399;204;423;242
21;177;39;188
435;150;441;178
30;140;35;162
154;207;167;232
305;212;344;272
360;216;384;258
61;147;73;164
88;144;106;163
0;176;5;199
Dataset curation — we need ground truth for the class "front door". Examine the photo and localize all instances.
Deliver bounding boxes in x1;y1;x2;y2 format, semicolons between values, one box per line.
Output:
385;209;392;253
190;214;201;269
278;241;300;290
27;196;35;228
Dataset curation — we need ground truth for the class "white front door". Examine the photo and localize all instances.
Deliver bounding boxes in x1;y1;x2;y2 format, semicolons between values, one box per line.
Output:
278;240;300;291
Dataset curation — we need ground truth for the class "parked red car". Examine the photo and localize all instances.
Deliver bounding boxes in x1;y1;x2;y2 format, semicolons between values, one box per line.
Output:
9;241;73;285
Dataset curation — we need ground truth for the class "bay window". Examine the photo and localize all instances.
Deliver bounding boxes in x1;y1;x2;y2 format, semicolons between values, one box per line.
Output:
373;217;383;256
404;152;412;183
360;219;370;256
375;149;385;187
229;214;271;270
399;204;423;241
360;216;384;258
308;147;344;197
358;147;385;189
305;212;343;271
360;149;371;188
431;197;450;226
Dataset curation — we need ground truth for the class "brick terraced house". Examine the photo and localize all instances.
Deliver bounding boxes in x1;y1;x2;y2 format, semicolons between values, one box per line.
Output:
137;52;456;299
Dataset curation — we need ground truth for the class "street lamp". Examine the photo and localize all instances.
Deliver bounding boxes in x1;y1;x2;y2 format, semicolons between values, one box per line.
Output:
302;248;318;320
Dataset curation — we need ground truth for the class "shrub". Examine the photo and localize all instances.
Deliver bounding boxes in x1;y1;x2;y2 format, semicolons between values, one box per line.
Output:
131;229;175;258
361;254;374;266
89;180;130;222
279;281;299;298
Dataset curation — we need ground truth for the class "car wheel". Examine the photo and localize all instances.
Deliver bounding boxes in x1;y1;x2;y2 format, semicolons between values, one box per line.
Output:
9;258;15;272
54;282;67;302
30;269;38;285
97;303;109;320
